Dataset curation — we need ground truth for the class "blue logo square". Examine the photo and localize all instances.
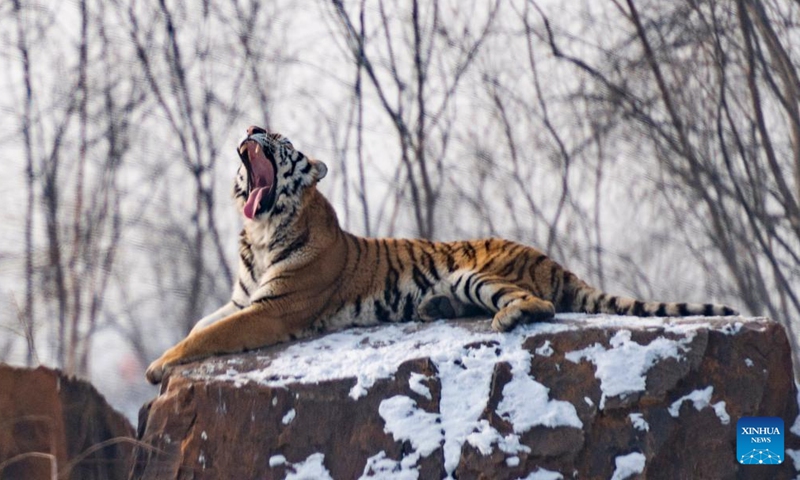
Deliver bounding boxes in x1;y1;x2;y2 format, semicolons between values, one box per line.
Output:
737;417;784;465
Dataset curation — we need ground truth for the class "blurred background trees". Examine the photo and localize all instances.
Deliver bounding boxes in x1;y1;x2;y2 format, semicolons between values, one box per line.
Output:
0;0;798;419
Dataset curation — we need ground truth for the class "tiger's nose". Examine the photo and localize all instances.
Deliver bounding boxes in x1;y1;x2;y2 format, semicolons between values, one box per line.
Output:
247;125;267;136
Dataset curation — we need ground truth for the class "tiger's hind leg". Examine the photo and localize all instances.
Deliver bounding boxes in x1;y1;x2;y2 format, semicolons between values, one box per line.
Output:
426;273;555;332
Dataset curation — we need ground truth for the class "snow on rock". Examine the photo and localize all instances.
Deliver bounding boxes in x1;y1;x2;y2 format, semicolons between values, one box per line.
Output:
435;340;517;474
628;413;649;432
134;315;800;479
269;455;287;467
281;408;296;425
359;451;419;480
465;419;531;457
201;315;736;397
210;319;583;477
379;395;443;458
535;340;554;357
785;449;800;472
282;452;333;480
496;367;582;432
517;468;564;480
408;372;432;400
610;451;646;480
668;386;730;425
712;401;731;425
208;320;570;398
564;329;692;409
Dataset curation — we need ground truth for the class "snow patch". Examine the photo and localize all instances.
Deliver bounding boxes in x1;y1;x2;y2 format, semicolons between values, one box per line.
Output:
379;395;443;458
565;329;693;409
282;408;296;425
465;419;531;457
408;372;432;400
359;451;418;480
269;455;286;467
497;369;582;432
517;468;564;480
719;322;743;335
610;451;646;480
668;386;730;424
712;401;731;424
535;340;554;357
279;452;333;480
629;413;649;432
786;449;800;472
435;338;579;475
260;321;577;478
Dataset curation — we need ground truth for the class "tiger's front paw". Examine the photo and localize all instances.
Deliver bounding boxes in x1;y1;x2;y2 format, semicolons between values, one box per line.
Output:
145;347;182;384
145;358;169;384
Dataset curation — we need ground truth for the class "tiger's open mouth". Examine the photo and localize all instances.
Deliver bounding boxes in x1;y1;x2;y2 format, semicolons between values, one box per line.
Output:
238;139;277;219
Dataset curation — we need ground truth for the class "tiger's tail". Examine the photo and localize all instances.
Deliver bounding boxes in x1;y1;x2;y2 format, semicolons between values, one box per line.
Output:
564;276;738;317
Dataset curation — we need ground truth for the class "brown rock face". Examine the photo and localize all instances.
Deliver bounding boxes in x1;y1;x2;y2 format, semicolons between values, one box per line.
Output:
133;317;800;479
0;365;134;480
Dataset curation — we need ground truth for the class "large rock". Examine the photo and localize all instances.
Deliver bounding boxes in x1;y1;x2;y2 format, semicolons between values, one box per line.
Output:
0;365;134;480
133;316;800;479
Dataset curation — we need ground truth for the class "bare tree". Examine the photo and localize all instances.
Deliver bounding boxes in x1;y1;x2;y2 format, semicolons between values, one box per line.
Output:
329;0;500;238
528;0;800;363
3;1;143;375
11;0;37;367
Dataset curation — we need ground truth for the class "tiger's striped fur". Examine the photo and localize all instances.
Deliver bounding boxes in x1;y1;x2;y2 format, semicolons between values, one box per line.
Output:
145;127;737;384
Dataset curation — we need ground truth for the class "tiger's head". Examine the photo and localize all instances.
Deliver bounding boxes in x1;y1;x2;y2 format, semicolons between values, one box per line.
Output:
234;126;328;221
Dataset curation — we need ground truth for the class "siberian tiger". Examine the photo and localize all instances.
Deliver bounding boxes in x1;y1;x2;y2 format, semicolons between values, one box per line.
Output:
145;126;737;384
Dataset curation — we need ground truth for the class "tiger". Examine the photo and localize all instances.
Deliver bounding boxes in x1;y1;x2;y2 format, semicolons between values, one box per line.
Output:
145;126;738;384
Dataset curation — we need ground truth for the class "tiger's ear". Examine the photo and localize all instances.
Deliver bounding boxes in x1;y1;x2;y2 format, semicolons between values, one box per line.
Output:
311;159;328;182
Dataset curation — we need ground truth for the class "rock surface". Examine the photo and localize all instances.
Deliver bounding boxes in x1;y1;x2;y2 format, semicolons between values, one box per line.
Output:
133;316;800;479
0;364;134;480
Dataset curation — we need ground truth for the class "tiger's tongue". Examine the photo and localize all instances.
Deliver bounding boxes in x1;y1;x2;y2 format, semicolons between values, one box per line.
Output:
242;140;275;220
243;187;266;220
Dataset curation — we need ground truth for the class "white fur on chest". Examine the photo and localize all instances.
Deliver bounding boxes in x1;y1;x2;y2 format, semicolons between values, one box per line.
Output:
243;219;314;302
